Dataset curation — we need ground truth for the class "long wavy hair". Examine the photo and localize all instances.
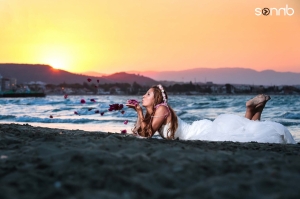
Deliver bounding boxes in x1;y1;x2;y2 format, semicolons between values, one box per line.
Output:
135;85;178;139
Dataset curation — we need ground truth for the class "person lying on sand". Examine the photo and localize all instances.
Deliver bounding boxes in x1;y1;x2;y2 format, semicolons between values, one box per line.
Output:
126;84;296;144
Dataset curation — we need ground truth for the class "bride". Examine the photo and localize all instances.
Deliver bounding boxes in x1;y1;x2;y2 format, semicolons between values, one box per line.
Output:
126;85;296;144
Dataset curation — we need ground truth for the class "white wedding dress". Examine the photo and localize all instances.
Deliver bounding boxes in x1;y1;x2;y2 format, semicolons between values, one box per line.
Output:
158;114;296;144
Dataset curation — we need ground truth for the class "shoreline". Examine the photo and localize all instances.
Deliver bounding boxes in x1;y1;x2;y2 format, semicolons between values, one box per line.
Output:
45;93;300;96
1;123;300;198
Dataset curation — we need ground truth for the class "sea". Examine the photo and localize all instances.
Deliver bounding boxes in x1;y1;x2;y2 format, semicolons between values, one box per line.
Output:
0;95;299;142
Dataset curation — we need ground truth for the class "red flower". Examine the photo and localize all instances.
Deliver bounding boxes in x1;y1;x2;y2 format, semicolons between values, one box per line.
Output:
87;78;92;82
121;110;125;114
49;115;53;118
124;120;128;125
90;99;96;103
64;94;68;99
80;99;86;104
120;129;127;134
127;99;139;106
108;103;124;111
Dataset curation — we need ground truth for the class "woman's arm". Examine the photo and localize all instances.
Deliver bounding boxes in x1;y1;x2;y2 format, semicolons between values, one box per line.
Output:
137;106;170;137
126;104;147;136
126;104;169;137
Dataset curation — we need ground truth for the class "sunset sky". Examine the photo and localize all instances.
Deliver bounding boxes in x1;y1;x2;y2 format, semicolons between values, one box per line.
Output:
0;0;299;74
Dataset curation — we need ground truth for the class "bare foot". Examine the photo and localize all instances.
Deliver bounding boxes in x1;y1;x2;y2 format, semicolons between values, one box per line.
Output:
246;94;267;108
263;94;271;102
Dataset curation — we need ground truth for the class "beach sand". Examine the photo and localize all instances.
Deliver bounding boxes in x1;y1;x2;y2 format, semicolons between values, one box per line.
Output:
1;123;300;199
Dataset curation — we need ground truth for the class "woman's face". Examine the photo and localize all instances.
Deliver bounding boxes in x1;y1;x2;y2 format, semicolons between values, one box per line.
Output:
142;88;155;107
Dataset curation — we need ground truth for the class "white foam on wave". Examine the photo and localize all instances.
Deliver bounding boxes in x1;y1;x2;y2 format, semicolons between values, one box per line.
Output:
15;116;103;124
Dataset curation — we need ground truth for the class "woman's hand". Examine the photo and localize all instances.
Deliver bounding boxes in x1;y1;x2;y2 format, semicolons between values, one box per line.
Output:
126;103;142;112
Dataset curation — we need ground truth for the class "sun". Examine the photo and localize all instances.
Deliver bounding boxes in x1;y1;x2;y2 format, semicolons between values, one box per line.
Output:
47;57;66;70
36;42;87;73
39;47;72;71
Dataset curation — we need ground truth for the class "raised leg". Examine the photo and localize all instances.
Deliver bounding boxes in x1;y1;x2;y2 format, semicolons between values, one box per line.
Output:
251;104;265;121
245;105;256;119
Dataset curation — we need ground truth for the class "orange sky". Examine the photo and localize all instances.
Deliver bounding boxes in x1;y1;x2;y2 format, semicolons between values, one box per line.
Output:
0;0;299;74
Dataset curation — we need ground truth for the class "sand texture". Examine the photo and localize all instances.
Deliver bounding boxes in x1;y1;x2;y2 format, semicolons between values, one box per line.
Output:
1;123;300;199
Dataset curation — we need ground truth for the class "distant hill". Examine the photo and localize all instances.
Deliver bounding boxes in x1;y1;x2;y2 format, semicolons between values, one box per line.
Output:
0;64;157;85
102;72;158;86
82;71;107;77
132;68;300;86
3;64;299;86
83;71;158;85
0;64;111;84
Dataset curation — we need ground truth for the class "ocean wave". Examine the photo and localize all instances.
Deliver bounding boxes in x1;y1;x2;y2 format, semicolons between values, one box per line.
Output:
23;99;80;106
191;102;210;106
187;102;211;109
51;107;78;112
0;115;16;120
179;115;204;123
184;104;209;110
185;101;229;109
207;97;219;101
282;112;300;119
4;97;105;106
0;99;22;105
15;116;105;124
210;102;229;108
176;111;187;117
275;121;299;127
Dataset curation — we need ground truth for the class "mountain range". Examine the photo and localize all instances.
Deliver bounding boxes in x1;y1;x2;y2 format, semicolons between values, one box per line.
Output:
0;64;157;85
125;68;300;86
1;63;299;86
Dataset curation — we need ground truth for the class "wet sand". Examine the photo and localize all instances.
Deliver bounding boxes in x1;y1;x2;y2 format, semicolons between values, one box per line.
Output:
1;123;300;199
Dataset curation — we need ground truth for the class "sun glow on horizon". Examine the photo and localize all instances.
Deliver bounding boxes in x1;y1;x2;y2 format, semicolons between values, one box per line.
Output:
47;59;66;70
34;42;78;72
41;50;70;71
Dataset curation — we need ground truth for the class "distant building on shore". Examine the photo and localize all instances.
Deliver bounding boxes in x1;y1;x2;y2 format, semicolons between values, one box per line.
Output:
0;74;17;92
